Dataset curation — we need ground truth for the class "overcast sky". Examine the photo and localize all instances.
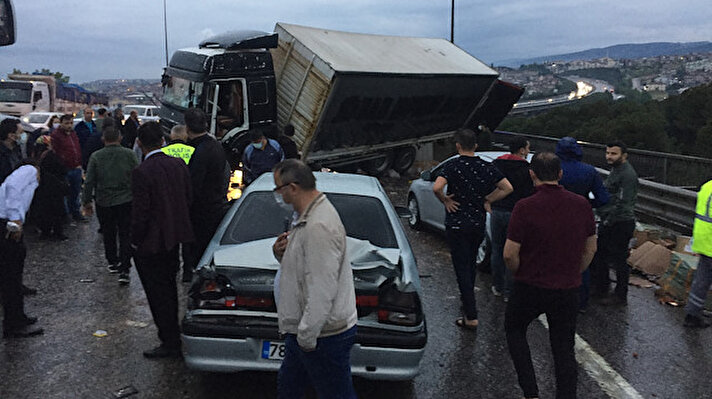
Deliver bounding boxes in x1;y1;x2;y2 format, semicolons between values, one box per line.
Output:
2;0;711;83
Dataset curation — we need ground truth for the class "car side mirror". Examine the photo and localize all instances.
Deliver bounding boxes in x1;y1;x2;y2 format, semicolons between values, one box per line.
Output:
420;170;432;181
0;0;15;47
394;206;412;219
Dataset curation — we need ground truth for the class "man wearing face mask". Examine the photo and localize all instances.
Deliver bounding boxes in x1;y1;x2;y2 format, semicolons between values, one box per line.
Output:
183;108;230;283
0;118;24;185
242;129;284;186
271;159;357;399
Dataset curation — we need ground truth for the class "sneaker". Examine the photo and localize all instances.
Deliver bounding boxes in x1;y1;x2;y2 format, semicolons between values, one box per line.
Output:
107;264;120;274
118;272;130;285
491;286;502;297
684;314;712;328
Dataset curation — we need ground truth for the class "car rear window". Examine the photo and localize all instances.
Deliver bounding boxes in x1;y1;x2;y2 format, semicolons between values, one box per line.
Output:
221;191;398;248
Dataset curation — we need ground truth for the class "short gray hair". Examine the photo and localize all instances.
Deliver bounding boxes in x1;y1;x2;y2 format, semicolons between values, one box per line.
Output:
273;159;316;190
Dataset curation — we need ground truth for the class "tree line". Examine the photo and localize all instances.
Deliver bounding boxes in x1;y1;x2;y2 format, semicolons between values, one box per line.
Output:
499;83;712;158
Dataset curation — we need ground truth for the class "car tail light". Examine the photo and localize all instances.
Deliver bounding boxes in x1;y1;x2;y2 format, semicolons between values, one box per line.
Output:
235;295;274;310
354;285;423;326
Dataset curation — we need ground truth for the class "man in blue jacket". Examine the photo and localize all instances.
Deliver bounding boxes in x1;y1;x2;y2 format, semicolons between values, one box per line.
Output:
555;136;609;312
242;129;284;186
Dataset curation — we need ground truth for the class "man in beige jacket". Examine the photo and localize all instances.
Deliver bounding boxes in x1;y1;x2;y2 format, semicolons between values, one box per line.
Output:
272;159;357;399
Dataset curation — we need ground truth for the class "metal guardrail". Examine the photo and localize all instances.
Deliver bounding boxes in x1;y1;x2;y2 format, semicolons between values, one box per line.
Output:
491;130;700;234
597;168;696;235
493;130;712;189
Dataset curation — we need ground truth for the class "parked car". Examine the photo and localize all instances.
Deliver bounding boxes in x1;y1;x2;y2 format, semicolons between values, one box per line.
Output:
122;105;160;124
182;172;427;381
21;111;62;131
406;151;533;272
0;112;34;132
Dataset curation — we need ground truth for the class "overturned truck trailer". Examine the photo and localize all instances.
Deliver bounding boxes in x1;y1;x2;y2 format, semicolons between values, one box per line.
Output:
158;23;523;174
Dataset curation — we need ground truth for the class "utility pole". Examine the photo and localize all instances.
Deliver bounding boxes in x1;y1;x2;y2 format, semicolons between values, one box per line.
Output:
163;0;169;66
450;0;455;43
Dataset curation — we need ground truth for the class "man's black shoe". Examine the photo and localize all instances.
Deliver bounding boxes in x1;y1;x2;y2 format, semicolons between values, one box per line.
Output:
3;325;44;338
181;273;192;283
22;285;37;296
143;344;182;359
684;314;712;328
21;315;38;326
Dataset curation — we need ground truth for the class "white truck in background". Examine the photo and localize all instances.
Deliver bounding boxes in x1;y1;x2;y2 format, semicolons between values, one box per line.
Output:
0;74;107;116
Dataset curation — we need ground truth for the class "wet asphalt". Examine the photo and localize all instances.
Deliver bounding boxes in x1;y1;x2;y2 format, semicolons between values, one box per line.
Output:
1;175;711;399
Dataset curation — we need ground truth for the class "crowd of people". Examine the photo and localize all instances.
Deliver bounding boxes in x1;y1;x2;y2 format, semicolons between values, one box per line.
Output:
431;128;711;398
3;107;711;397
0;107;299;355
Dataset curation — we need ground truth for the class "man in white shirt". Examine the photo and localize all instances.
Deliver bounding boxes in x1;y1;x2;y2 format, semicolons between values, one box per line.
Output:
0;162;44;338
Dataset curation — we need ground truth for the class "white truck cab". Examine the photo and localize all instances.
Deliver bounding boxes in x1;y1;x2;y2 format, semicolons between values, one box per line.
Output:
0;80;50;116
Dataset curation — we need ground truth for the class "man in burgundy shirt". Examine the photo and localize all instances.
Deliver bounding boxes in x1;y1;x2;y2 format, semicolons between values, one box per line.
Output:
50;114;85;222
503;152;597;399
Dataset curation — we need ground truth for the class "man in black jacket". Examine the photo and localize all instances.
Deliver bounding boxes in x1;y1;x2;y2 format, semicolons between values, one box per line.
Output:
183;108;230;282
489;136;534;300
0;118;23;184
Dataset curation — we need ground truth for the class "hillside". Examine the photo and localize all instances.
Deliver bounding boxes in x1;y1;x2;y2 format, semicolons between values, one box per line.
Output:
497;41;712;67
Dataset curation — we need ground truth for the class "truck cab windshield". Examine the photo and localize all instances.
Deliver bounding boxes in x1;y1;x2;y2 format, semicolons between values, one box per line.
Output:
0;82;31;103
162;76;203;109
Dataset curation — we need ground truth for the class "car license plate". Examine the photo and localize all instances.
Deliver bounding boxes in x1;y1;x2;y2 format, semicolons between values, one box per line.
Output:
261;340;286;360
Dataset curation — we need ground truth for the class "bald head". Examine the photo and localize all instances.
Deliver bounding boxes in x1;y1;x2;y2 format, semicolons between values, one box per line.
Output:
170;125;188;142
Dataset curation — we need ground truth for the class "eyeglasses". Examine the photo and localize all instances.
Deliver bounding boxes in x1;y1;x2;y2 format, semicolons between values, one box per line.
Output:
273;181;295;191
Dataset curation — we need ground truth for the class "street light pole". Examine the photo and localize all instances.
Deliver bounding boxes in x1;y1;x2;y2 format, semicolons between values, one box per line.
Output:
163;0;169;66
450;0;454;43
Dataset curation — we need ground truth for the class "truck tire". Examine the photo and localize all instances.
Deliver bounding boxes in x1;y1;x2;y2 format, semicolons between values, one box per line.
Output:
360;152;394;176
393;147;417;175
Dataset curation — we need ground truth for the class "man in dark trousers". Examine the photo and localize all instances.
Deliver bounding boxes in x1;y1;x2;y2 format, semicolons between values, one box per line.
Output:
131;122;194;358
503;152;597;399
489;135;533;301
184;108;230;283
433;128;512;329
1;162;44;338
555;136;610;313
592;140;638;306
82;126;139;285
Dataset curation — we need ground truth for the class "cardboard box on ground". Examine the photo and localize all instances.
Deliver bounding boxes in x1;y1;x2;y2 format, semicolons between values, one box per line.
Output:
627;223;712;309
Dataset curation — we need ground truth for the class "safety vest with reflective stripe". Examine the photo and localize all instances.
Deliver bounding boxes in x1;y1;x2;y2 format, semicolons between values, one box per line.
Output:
161;143;194;165
692;180;712;257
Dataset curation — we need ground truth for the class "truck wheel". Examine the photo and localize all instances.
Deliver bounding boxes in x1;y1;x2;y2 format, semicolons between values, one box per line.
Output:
393;147;417;175
360;152;394;176
407;195;422;230
475;236;492;274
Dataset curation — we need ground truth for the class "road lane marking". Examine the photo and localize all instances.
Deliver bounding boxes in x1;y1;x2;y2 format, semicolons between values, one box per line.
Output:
537;315;644;399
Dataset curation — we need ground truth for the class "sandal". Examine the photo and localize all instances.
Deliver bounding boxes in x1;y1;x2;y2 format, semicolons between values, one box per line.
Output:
455;317;478;330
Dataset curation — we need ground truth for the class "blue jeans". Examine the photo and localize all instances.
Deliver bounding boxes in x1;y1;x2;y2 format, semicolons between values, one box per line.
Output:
278;325;357;399
65;168;83;217
447;228;483;320
685;254;712;317
490;209;514;296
